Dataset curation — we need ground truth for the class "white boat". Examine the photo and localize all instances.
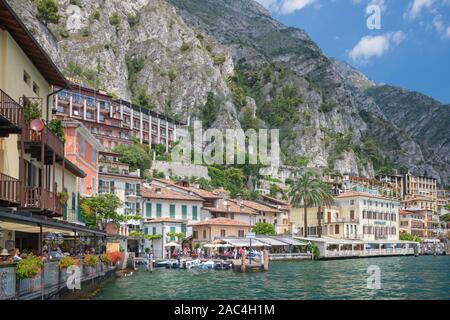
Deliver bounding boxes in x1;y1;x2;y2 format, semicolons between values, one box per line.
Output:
185;259;200;269
198;260;215;269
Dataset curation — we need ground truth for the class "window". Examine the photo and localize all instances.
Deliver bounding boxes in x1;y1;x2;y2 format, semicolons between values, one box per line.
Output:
335;225;340;234
23;70;31;86
220;229;226;237
170;204;176;218
91;149;96;163
192;206;198;220
91;177;95;193
152;227;156;235
182;205;187;220
144;228;148;235
193;231;198;239
203;230;207;239
238;230;244;237
146;202;152;218
71;192;76;210
170;227;176;240
80;178;85;194
156;204;162;218
350;200;355;205
181;224;187;234
32;82;39;95
80;137;85;156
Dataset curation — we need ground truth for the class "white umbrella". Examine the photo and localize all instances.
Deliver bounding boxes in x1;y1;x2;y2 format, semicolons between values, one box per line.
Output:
164;241;180;247
203;243;215;248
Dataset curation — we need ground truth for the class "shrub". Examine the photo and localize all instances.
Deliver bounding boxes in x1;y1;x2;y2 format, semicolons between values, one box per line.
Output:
83;254;99;267
36;0;60;27
24;101;42;124
180;42;192;52
16;254;43;279
93;10;100;20
109;13;120;26
168;68;177;82
48;119;66;143
57;256;78;270
127;14;139;28
106;251;123;265
99;254;112;266
319;100;337;113
59;29;69;38
213;55;226;65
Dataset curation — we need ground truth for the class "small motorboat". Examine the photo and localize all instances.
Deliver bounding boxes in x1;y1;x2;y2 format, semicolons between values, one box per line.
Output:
155;260;170;268
214;260;232;270
198;260;215;269
184;259;200;269
165;260;180;269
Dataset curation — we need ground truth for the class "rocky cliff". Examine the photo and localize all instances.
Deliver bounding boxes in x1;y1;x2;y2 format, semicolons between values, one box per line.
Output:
9;0;449;185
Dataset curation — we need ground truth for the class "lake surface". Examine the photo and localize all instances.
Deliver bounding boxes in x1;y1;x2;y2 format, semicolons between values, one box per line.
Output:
95;256;450;300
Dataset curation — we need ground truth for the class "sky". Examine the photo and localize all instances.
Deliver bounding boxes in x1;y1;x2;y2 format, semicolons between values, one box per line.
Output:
255;0;450;104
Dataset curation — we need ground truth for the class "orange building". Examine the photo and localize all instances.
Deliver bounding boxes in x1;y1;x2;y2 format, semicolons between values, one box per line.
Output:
62;120;103;196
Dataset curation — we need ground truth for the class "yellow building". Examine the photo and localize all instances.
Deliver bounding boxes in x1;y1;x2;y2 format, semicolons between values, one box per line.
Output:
190;218;253;246
291;191;400;241
0;0;95;251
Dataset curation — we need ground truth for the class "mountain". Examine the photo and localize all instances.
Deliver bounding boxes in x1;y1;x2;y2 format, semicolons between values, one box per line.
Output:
9;0;449;185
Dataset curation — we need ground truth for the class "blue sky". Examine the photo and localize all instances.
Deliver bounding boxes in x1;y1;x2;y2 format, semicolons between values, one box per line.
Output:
255;0;450;103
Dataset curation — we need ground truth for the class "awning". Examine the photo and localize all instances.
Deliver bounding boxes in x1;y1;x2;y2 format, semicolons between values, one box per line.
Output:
0;210;106;236
256;237;290;246
223;238;271;247
276;237;308;246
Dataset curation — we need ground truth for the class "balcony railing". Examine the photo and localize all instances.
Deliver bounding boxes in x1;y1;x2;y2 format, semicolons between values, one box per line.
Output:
0;173;21;205
24;187;63;216
22;123;64;157
0;89;23;133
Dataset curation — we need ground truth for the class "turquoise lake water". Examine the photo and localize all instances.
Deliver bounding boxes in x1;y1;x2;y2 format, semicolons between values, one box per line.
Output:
95;256;450;300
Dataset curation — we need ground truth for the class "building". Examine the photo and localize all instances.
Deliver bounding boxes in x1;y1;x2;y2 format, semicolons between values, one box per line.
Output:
55;85;182;153
437;189;449;210
402;195;437;213
291;190;400;241
0;0;103;251
202;198;257;226
189;218;253;246
402;172;437;206
399;209;426;238
62;120;103;197
141;184;204;258
261;195;291;234
97;151;142;232
239;200;285;234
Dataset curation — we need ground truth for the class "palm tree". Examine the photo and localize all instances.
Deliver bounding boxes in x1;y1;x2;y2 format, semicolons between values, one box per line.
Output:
316;180;335;238
289;171;334;237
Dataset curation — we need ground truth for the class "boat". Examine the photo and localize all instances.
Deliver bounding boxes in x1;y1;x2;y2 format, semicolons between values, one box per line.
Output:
214;260;232;270
198;260;215;269
184;259;201;269
165;260;181;269
155;260;170;268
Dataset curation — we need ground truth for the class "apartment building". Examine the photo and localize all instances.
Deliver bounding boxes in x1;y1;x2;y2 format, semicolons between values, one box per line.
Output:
0;0;103;250
141;184;204;258
55;85;182;153
399;209;426;238
403;172;437;204
190;218;253;246
62;120;103;197
239;199;285;234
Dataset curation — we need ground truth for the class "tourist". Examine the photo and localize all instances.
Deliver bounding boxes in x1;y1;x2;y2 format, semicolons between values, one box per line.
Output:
9;249;22;262
0;249;11;264
233;248;237;259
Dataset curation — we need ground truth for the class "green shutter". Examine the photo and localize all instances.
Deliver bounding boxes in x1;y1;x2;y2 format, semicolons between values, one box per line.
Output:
157;204;162;218
181;223;187;234
182;205;187;220
63;204;68;221
71;193;76;210
192;206;198;220
146;202;152;218
170;204;176;218
170;226;176;240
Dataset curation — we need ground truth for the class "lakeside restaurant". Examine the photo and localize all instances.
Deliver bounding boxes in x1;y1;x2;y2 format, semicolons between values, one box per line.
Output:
296;236;419;259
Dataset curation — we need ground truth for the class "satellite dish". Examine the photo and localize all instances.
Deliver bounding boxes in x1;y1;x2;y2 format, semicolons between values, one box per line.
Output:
30;119;45;132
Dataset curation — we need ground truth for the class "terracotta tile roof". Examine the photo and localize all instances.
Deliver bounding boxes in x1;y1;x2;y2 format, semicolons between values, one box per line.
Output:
336;191;388;200
189;218;252;227
262;195;290;206
239;200;282;213
152;179;221;199
400;210;425;216
141;185;204;202
404;195;434;202
144;218;184;224
204;199;257;215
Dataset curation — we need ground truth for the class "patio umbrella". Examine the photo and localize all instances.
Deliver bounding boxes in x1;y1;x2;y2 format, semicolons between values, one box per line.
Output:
164;241;180;247
203;243;215;248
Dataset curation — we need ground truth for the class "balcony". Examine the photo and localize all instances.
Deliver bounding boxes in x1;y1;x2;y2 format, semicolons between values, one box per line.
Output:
21;122;65;162
125;189;141;197
0;89;23;137
23;186;63;217
0;173;21;206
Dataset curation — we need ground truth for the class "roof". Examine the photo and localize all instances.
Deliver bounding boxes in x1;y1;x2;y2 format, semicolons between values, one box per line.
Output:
223;238;271;247
404;195;434;202
64;158;86;178
204;199;257;215
239;200;282;213
400;209;425;216
0;0;67;87
152;179;221;199
144;218;184;224
262;195;290;206
141;185;204;202
336;191;390;200
189;218;252;227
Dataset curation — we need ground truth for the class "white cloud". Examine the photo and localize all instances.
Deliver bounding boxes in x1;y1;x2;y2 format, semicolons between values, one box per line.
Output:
444;26;450;39
348;31;406;63
255;0;315;15
405;0;435;20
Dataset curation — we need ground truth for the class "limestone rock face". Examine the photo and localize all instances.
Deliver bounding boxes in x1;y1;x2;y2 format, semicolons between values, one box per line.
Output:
10;0;449;184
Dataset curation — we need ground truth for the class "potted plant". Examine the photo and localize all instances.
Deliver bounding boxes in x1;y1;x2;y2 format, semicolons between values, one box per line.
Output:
16;254;43;279
57;191;69;205
83;254;99;267
57;256;78;270
99;253;111;266
24;101;42;125
48;119;66;143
